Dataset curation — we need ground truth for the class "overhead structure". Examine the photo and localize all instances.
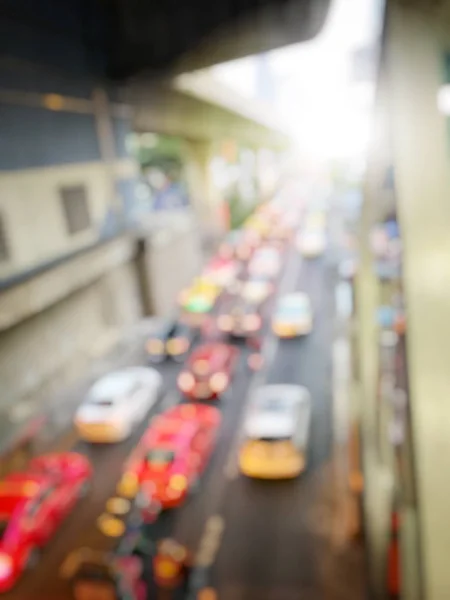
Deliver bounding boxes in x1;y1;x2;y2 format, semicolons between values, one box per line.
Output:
106;0;331;78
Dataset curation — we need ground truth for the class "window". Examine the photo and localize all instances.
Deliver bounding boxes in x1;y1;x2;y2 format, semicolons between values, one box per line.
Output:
146;449;175;465
27;486;55;517
0;214;9;261
60;185;91;235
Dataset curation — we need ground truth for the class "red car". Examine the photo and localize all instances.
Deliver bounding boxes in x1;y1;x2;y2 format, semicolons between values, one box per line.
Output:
0;452;92;592
127;404;221;509
177;343;239;400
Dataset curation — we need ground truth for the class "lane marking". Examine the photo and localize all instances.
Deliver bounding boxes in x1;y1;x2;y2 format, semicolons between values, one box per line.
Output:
194;515;225;568
335;280;353;320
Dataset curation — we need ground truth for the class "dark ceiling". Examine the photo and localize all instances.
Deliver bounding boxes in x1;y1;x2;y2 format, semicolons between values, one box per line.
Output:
0;0;331;81
107;0;331;79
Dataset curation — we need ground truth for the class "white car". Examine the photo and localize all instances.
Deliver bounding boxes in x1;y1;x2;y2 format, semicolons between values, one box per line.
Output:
75;367;162;443
272;292;313;337
296;230;326;258
248;247;281;278
241;278;273;305
240;385;312;479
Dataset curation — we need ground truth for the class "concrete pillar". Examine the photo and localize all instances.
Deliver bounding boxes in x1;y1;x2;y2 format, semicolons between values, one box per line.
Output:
385;2;450;598
136;222;203;318
356;74;394;592
183;139;223;234
92;87;123;220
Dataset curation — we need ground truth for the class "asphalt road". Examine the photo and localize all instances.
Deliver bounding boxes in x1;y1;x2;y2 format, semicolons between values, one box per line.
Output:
208;252;338;600
2;238;364;600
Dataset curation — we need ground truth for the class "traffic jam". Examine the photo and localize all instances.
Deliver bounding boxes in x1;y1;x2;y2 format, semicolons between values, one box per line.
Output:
0;196;327;600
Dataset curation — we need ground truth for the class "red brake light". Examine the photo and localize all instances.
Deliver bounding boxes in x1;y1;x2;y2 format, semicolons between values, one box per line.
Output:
0;554;13;580
209;372;229;393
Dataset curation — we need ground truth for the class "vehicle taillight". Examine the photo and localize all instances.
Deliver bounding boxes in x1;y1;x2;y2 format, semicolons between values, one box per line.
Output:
167;338;189;355
169;474;188;492
0;554;12;580
209;372;229;394
244;314;261;331
217;315;233;332
177;372;195;392
147;339;164;354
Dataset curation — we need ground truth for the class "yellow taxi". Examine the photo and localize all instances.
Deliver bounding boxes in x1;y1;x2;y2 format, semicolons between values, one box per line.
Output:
239;438;305;479
239;385;311;480
272;293;313;338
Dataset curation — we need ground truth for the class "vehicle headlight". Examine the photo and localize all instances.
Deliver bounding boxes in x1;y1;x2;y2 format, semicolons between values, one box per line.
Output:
116;472;139;498
209;372;229;393
244;314;261;331
0;554;12;580
177;372;195;392
147;339;164;354
218;315;233;331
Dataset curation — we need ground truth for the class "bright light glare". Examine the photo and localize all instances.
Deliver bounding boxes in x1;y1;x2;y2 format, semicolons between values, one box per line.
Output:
207;0;380;161
437;85;450;114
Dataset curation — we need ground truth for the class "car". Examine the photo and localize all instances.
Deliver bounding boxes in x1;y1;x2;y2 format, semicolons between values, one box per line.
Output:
218;230;256;262
272;293;313;337
243;214;271;239
218;231;242;260
75;367;162;443
248;246;282;278
62;549;147;600
153;538;191;589
266;219;293;243
304;211;327;231
0;452;92;591
239;385;311;479
177;343;239;400
241;277;273;306
202;257;239;288
296;229;326;258
216;297;263;338
178;278;220;315
146;320;196;364
121;404;221;509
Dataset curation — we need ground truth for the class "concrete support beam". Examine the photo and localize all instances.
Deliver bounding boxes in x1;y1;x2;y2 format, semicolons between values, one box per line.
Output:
131;86;288;149
183;139;223;232
0;237;135;332
386;2;450;597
